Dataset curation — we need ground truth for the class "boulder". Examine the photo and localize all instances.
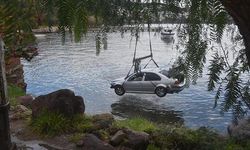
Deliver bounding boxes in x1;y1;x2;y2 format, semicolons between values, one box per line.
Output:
110;130;127;146
228;118;250;140
31;89;85;118
17;95;33;107
92;113;114;129
123;129;149;150
79;134;115;150
9;105;32;120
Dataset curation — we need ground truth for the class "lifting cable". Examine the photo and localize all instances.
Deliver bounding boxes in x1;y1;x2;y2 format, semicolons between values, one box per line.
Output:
143;22;159;69
127;21;160;76
126;27;140;77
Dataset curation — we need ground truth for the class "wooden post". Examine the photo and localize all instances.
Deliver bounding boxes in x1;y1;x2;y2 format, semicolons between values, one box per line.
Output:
0;37;12;150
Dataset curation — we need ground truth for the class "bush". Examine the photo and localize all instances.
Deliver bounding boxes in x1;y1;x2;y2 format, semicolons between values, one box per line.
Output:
30;111;93;137
149;126;250;150
150;127;223;150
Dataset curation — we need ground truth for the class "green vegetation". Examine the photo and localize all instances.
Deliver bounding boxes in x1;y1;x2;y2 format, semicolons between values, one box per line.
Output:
30;111;93;137
147;144;160;150
112;117;250;150
69;133;85;143
113;117;159;133
29;113;250;149
148;126;250;150
7;85;25;107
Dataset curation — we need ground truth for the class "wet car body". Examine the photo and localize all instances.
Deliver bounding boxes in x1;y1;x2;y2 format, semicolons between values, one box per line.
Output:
110;70;186;97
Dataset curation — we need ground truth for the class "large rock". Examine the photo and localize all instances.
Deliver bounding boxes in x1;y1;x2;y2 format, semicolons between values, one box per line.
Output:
110;130;127;146
79;134;115;150
31;89;85;118
228;118;250;140
92;113;114;130
17;95;33;107
123;129;149;150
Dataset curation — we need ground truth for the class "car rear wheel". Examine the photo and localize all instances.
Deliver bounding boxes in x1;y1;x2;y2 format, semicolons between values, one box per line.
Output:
155;86;167;97
114;85;125;96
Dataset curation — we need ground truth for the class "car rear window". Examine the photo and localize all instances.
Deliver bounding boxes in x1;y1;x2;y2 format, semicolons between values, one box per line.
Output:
145;73;161;81
128;73;144;81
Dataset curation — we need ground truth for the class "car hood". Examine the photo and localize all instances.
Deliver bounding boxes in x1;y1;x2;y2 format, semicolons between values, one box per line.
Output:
111;77;125;84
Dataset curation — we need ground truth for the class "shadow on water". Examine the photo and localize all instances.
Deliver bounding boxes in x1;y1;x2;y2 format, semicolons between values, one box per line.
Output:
111;95;184;125
161;37;175;45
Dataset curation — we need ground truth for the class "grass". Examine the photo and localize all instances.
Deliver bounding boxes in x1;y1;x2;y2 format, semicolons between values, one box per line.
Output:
147;144;161;150
8;84;25;107
69;133;85;143
113;117;159;133
30;111;94;137
149;126;250;150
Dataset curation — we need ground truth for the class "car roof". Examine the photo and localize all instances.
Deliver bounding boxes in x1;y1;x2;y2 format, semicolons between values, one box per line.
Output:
130;70;165;77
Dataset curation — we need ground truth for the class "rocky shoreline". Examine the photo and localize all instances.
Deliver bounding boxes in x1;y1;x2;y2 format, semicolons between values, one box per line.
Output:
9;89;250;150
10;89;151;150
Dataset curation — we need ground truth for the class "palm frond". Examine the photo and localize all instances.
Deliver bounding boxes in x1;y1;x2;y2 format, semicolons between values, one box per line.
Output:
208;0;227;42
214;83;223;108
222;67;242;113
207;53;225;91
242;82;250;109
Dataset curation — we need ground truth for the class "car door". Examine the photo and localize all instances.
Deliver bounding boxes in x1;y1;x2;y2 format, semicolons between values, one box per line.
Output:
123;73;143;92
141;72;161;93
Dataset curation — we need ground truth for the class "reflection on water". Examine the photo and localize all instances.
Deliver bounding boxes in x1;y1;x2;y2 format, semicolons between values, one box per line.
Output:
161;37;175;45
111;95;184;124
95;32;108;56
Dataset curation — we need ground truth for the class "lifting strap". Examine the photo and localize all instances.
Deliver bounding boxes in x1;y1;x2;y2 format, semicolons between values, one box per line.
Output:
133;31;139;63
144;23;159;69
127;23;159;76
148;23;153;56
127;28;139;77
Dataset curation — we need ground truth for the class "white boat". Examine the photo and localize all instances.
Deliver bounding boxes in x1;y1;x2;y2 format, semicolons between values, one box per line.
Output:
34;34;46;39
161;28;174;39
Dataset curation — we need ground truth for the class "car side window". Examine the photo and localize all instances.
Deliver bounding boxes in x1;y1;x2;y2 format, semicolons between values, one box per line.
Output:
145;73;161;81
128;73;144;81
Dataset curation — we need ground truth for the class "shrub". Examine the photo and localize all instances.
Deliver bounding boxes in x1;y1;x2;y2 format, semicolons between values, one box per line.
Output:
30;111;93;137
150;126;223;150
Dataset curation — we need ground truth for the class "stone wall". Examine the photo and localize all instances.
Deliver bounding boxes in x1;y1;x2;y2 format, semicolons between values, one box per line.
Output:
5;57;26;91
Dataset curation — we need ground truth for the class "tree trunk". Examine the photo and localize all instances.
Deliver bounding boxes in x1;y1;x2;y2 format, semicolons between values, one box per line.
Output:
220;0;250;67
0;37;12;150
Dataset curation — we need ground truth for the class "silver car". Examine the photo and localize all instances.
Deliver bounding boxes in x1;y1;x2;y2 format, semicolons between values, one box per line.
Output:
110;70;186;97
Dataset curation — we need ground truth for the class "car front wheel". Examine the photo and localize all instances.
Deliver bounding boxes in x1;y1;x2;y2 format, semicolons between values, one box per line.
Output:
114;85;125;96
155;86;167;97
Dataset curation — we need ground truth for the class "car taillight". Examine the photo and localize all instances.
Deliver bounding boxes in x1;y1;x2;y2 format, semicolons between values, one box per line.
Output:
174;80;180;85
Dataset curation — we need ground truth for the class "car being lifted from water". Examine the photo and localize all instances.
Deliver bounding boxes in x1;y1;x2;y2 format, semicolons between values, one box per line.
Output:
110;70;186;97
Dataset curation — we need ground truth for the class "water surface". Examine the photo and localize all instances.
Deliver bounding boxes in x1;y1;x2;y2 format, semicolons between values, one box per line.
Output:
22;30;233;132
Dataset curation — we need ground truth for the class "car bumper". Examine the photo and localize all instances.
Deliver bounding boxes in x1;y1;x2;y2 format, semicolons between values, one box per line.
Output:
169;85;185;93
169;79;186;93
